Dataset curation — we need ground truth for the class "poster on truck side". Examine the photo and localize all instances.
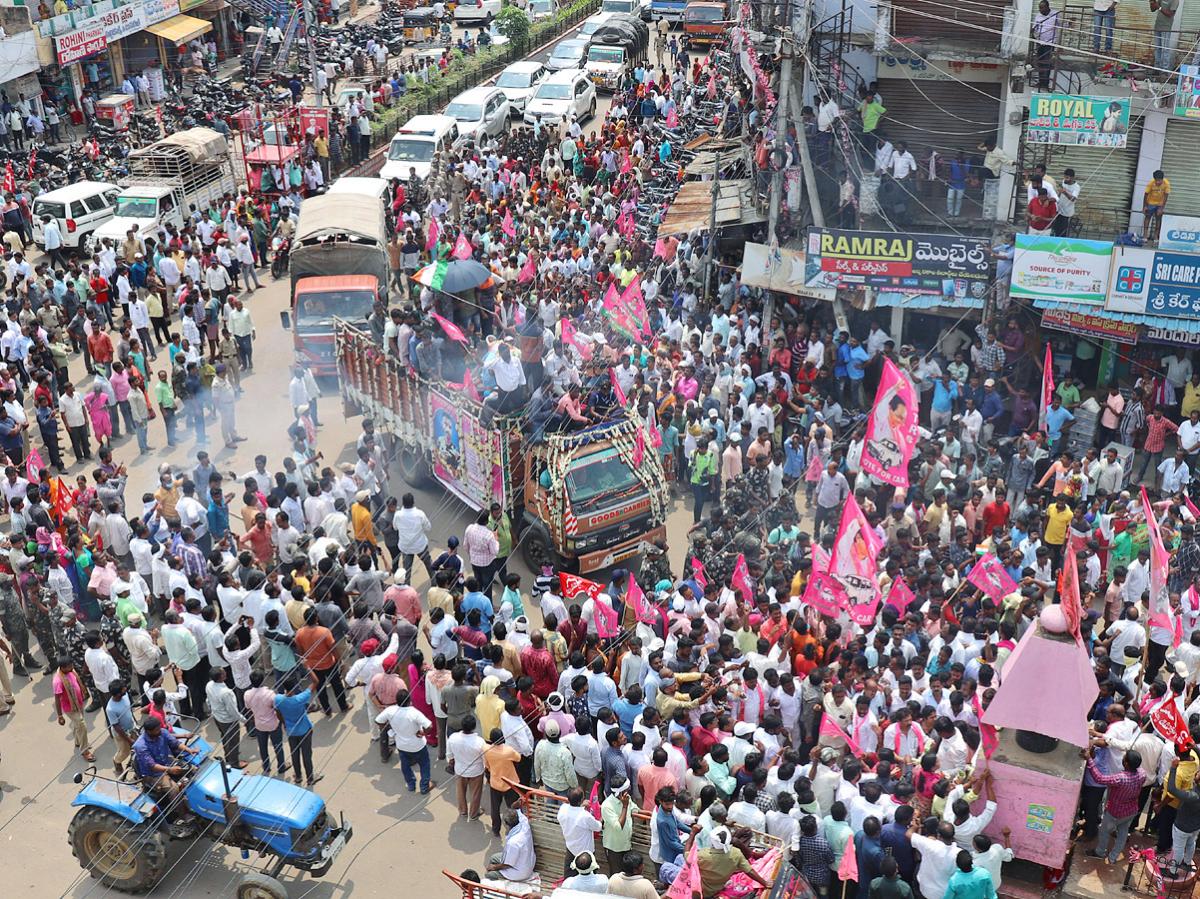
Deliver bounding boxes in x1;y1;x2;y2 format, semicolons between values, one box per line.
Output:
1027;93;1130;147
429;391;505;510
804;228;991;300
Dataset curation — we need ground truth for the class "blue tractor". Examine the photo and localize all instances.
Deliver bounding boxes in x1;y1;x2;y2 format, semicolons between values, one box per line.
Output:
68;735;352;898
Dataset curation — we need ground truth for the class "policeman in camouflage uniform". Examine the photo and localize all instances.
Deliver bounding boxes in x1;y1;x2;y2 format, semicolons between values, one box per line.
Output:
0;571;36;675
98;599;131;681
60;606;97;707
641;538;673;589
29;576;61;673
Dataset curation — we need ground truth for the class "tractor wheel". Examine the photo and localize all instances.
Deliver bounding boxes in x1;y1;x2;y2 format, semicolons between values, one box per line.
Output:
68;806;169;893
236;872;290;899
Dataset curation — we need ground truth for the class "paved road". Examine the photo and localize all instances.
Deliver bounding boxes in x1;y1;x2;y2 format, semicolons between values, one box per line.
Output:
0;23;699;899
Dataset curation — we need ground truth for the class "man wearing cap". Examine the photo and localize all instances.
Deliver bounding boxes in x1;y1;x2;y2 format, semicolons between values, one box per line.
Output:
122;613;161;702
534;718;577;796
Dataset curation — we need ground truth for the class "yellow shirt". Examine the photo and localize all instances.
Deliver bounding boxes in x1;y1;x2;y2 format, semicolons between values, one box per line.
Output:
1146;178;1171;206
1044;504;1074;546
351;502;376;544
1183;381;1200;418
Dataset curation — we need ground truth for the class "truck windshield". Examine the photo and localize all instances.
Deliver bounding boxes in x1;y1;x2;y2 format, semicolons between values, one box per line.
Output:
388;138;436;162
115;196;158;218
685;5;724;20
601;0;635;12
566;451;641;509
296;289;375;331
588;47;624;64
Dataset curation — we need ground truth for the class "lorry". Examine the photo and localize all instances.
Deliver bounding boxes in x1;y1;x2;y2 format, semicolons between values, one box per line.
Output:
68;733;352;898
286;193;389;377
87;127;237;252
584;14;650;91
335;320;669;575
682;0;728;45
649;0;688;22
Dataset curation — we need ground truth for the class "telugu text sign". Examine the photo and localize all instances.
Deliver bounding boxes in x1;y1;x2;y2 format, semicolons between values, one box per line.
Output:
1107;247;1200;319
1011;235;1113;305
1026;93;1130;148
804;229;991;299
1160;214;1200;253
56;24;107;64
1040;308;1139;345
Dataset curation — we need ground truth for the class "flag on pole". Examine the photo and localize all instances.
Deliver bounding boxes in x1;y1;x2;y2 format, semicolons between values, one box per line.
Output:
648;414;662;449
1186;494;1200;522
425;218;440;253
517;253;536;284
459;368;482;402
691;558;708;593
25;446;44;483
452;232;473;260
620;276;653;340
502;208;516;238
428;260;449;291
632;428;645;468
627;576;655;624
1;161;14;195
1038;343;1055;432
665;842;700;899
837;828;859;882
829;494;884;614
610;367;627;406
431;311;468;344
594;593;619;638
802;571;842;617
560;572;603;600
731;553;753;601
1152;697;1195;752
820;714;863;757
967;553;1019;601
54;476;73;525
886;578;915;612
561;319;593;361
860;358;919;488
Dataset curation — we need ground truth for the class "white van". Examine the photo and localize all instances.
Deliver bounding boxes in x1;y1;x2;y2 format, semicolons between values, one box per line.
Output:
327;177;389;200
31;181;119;251
378;114;459;183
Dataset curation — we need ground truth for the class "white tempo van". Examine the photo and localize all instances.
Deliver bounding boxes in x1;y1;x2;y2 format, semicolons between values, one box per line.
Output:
378;114;459;183
32;181;120;251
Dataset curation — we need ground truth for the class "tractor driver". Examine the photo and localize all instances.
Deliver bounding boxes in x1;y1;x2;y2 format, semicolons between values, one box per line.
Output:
132;716;191;803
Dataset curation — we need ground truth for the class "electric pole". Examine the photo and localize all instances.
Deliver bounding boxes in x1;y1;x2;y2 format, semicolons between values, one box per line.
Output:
305;0;323;108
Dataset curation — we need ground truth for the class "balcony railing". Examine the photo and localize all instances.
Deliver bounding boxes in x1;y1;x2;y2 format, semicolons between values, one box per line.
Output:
1055;3;1199;76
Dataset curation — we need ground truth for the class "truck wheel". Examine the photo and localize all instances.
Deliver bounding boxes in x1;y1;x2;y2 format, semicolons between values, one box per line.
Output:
397;446;431;487
521;522;555;572
69;806;169;893
236;872;290;899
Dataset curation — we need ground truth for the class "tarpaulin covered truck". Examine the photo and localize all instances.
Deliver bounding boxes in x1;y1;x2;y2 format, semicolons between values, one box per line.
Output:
334;320;668;574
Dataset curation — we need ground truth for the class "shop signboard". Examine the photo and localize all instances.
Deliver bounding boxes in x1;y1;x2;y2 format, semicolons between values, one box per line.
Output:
804;228;990;300
1040;308;1138;345
1027;93;1130;147
96;2;146;41
56;24;108;65
1106;247;1200;319
739;242;836;299
1176;64;1200;118
1145;325;1200;346
1160;214;1200;253
50;0;179;56
1011;235;1113;305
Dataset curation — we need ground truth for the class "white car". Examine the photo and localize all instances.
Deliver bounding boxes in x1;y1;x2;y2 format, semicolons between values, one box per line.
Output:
579;11;615;36
455;0;502;21
496;60;549;115
601;0;650;18
527;0;557;19
523;69;597;127
547;37;590;71
445;85;511;141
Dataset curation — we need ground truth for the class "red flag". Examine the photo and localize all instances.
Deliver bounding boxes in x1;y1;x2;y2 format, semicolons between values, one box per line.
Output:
610;368;627;406
457;368;482;402
1061;541;1084;646
25;446;44;483
594;593;619;638
502;208;516;238
517;253;536;284
452;232;473;260
820;714;863;757
560;572;602;600
431;311;468;345
1151;698;1194;753
54;476;73;524
1;161;14;195
731;553;753;601
425;218;440;253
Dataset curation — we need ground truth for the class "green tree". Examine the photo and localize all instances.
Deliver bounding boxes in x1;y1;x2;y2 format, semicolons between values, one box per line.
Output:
494;6;531;49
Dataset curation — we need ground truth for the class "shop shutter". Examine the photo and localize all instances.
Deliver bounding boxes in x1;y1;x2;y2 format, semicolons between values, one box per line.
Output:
1160;120;1200;217
891;0;1006;50
875;77;1002;161
1027;119;1143;238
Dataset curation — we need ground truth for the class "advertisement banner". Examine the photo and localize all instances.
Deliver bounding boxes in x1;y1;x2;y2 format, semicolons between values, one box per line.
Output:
56;25;107;64
428;391;505;510
1176;64;1200;118
1107;247;1200;319
1160;214;1200;253
739;242;836;299
1026;93;1130;147
1040;308;1139;344
96;2;146;41
804;228;991;299
1011;234;1113;304
861;358;919;487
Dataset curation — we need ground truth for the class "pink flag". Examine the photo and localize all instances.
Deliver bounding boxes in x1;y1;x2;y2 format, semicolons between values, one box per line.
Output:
1062;537;1085;647
886;578;914;612
627;576;655;625
837;823;859;882
1038;343;1055;432
829;494;883;613
653;238;669;259
621;276;652;340
587;780;602;819
812;543;831;572
804;450;823;483
620;150;632;174
616;210;634;240
691;558;708;593
25;446;44;483
861;358;918;487
610;368;628;406
665;106;679;128
425;218;440;253
1187;495;1200;521
452;232;473;260
731;553;753;602
632;428;645;468
648;415;663;449
849;598;880;627
431;311;468;345
665;842;700;899
561;319;593;361
803;571;842;617
1143;486;1173;638
594;593;619;638
517;253;536;285
461;367;482;403
502;208;516;238
820;714;863;757
967;553;1019;601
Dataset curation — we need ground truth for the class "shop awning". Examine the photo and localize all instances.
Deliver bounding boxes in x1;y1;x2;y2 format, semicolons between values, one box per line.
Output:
1032;298;1200;335
146;14;212;45
874;292;984;311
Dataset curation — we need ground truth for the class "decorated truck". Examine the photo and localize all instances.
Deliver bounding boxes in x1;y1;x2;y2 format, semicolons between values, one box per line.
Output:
334;321;668;574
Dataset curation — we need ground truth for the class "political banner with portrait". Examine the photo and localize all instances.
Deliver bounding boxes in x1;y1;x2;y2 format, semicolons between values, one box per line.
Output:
861;358;919;487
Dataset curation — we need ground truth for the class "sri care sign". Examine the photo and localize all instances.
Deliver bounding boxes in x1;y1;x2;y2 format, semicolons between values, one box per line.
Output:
1107;246;1200;319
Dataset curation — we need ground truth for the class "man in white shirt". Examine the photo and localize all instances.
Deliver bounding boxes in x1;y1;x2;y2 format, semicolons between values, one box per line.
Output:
446;715;487;817
392;492;433;582
890;141;917;181
557;789;602;874
943;778;998;848
375;698;434;792
911;823;960;899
